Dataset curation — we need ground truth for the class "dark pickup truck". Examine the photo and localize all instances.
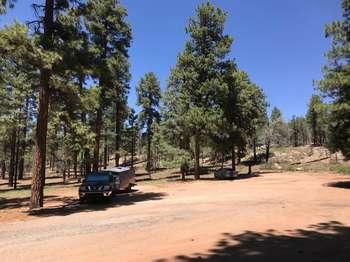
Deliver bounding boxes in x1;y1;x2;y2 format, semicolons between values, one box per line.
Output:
79;167;135;201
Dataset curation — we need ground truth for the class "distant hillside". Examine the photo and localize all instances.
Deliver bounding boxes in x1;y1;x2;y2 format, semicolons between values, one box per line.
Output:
262;146;349;174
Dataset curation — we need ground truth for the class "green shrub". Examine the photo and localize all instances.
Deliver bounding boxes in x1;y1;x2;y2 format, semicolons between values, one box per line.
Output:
330;164;350;174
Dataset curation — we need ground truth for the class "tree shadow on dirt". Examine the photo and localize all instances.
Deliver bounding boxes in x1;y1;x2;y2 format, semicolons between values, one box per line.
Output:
28;190;166;218
0;180;79;193
327;181;350;189
0;195;58;210
155;221;350;262
136;172;182;182
176;173;261;182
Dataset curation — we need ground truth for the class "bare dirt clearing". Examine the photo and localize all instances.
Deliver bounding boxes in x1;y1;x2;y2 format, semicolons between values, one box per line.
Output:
1;172;350;261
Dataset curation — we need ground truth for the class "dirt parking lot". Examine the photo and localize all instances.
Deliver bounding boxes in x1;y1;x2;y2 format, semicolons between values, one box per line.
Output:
1;171;350;261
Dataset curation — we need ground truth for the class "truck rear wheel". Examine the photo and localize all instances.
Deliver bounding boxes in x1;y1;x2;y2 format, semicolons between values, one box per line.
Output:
126;184;132;192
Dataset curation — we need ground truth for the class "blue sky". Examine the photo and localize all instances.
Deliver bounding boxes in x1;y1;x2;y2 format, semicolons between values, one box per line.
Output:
0;0;342;120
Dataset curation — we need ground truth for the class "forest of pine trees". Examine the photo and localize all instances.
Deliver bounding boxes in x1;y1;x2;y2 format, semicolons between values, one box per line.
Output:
0;0;349;209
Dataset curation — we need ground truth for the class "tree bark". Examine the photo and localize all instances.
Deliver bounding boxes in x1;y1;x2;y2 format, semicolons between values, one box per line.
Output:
231;145;236;172
248;164;252;175
93;108;103;172
131;128;135;169
18;98;29;180
67;159;71;178
13;129;21;189
1;160;5;180
103;128;108;169
265;142;270;163
146;129;152;172
253;137;257;163
51;152;55;171
30;0;54;209
194;133;200;179
1;142;6;179
63;164;66;184
221;152;224;169
115;101;121;166
84;149;91;175
8;129;16;187
73;152;78;178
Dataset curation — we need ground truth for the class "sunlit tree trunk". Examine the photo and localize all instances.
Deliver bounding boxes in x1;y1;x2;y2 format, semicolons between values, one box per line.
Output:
30;0;54;209
231;145;236;172
194;133;200;179
8;129;16;187
115;102;122;166
18;99;28;180
93;108;102;172
1;143;7;179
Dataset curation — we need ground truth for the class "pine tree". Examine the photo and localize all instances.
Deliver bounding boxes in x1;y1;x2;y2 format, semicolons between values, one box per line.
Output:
318;0;350;159
270;107;290;146
136;72;161;172
306;95;328;146
0;24;36;188
0;0;15;13
166;2;232;178
84;0;131;171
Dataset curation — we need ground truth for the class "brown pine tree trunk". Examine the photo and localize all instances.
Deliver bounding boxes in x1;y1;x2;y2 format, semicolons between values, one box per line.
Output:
8;129;16;187
67;159;71;178
1;143;6;180
1;160;5;180
63;165;66;184
221;152;224;169
237;146;242;165
253;137;257;163
103;128;108;169
265;142;270;163
131;127;135;169
231;145;236;172
13;130;21;189
93;108;103;172
18;158;24;180
84;149;91;175
18;98;29;180
115;102;121;167
30;0;54;209
147;131;152;172
194;133;200;179
51;152;55;171
73;152;78;178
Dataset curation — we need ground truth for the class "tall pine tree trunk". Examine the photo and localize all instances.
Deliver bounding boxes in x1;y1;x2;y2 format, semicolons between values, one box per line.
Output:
147;130;152;172
8;129;16;187
73;152;78;178
115;101;121;166
13;130;20;189
63;164;66;184
30;0;54;209
1;160;5;180
84;149;91;175
231;145;236;171
103;128;108;169
93;108;103;172
194;133;200;179
253;137;257;163
67;159;71;178
18;99;29;180
131;128;135;169
1;143;6;179
265;141;270;163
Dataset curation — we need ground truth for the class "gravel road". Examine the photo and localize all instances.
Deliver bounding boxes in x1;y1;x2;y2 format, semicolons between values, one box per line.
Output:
1;172;350;261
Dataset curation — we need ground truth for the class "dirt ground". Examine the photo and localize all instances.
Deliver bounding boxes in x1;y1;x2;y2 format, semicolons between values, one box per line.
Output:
1;171;350;261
